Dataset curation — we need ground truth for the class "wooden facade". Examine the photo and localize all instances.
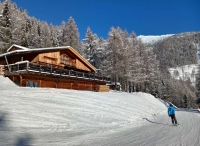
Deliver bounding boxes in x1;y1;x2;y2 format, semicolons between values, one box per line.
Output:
0;45;110;91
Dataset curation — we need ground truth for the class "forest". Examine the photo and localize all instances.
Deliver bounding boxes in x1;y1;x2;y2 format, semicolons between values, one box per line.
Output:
0;0;200;108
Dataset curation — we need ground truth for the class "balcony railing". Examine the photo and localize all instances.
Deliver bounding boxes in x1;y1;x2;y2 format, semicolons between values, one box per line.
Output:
4;61;110;82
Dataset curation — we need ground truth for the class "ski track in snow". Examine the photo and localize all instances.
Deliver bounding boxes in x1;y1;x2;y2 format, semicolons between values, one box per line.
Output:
0;76;200;145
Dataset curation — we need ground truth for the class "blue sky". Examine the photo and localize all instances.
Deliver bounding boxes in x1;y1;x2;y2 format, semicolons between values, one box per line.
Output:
12;0;200;40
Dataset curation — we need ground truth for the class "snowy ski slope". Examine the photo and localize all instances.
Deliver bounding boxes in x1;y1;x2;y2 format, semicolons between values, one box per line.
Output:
0;76;200;145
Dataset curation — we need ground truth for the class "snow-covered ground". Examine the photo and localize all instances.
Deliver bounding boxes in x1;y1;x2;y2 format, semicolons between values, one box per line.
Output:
138;34;173;44
0;76;200;145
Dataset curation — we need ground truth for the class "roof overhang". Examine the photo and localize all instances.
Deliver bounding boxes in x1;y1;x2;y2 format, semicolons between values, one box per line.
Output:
0;44;96;72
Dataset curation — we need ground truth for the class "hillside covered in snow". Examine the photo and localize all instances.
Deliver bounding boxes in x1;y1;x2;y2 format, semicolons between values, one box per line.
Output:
0;76;200;145
138;34;173;45
169;64;198;84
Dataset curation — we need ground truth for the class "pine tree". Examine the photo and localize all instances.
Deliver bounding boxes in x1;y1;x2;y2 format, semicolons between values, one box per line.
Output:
195;63;200;91
106;27;125;90
26;18;40;48
40;21;52;47
83;27;99;67
50;23;59;47
10;2;28;47
0;0;12;53
59;20;67;46
65;17;79;51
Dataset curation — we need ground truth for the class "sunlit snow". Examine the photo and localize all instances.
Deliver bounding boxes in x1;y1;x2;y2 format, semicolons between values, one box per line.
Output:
0;76;200;145
169;64;198;84
138;34;174;44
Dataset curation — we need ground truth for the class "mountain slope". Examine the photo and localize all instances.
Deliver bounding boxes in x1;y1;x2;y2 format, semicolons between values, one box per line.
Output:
138;34;173;45
140;32;200;68
153;32;200;68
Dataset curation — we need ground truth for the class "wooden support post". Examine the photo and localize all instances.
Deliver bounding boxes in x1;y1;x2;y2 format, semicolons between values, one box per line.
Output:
56;80;58;88
26;62;29;72
71;82;72;89
39;80;41;87
4;55;10;72
20;75;22;86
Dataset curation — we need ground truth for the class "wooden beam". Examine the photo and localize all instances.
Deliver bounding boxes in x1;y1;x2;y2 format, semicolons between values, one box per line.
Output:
20;75;22;86
4;55;10;72
39;80;41;87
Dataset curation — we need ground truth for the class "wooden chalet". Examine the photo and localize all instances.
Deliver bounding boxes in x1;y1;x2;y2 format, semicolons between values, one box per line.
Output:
0;44;110;91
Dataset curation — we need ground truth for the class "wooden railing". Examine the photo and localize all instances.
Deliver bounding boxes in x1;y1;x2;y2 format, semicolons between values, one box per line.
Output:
4;61;110;82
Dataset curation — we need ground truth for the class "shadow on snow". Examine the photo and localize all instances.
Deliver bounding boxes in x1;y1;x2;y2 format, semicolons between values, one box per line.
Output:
142;117;173;126
0;111;33;146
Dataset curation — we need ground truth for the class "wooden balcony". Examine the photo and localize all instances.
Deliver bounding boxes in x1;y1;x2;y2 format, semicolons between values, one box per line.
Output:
3;61;110;82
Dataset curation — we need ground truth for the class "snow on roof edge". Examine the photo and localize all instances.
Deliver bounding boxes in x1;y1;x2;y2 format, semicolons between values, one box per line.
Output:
7;44;29;52
0;45;72;58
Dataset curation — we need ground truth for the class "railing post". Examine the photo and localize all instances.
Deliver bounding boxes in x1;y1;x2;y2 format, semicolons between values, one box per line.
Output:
40;65;41;73
26;62;29;72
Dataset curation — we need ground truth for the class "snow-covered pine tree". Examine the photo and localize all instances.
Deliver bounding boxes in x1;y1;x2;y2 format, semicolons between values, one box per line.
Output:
0;0;12;53
97;37;108;76
10;2;28;47
50;23;59;47
106;27;125;90
83;27;99;67
116;29;131;92
128;38;147;92
144;51;161;94
59;20;67;46
26;18;41;48
195;63;200;91
40;21;52;47
65;17;79;51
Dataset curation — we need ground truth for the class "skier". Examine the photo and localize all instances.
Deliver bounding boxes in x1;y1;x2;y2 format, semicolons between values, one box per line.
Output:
168;104;179;126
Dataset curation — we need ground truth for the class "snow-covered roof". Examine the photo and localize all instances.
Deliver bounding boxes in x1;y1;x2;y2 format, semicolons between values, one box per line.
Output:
0;44;71;58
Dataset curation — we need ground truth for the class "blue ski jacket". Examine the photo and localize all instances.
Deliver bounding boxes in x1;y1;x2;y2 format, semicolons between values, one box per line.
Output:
168;106;175;116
